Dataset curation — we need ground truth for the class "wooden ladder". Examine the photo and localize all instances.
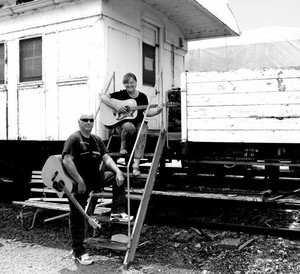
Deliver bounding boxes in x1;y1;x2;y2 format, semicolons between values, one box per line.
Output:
85;129;166;267
123;129;166;267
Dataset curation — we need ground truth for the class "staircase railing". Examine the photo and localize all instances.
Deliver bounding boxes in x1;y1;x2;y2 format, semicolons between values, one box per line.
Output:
94;70;166;267
125;103;151;247
95;72;115;120
124;129;166;268
125;67;164;245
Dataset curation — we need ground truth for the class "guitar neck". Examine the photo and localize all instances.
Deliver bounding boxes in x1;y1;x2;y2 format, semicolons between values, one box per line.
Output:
62;184;101;229
130;104;158;111
63;186;87;217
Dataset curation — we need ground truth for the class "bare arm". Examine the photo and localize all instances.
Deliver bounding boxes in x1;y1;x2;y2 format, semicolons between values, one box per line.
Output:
102;153;124;186
63;154;86;194
101;94;127;114
146;105;163;117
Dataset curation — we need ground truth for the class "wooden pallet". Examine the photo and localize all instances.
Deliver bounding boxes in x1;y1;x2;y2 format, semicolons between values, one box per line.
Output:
12;170;112;229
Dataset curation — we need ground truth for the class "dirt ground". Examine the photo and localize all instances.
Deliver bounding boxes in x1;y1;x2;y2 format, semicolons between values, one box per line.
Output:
2;202;300;274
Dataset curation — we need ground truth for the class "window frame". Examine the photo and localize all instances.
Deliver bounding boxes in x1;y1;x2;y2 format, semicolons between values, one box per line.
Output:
0;43;4;85
142;42;156;87
19;36;42;83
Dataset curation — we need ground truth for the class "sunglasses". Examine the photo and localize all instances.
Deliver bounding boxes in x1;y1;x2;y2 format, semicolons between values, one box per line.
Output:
81;118;94;123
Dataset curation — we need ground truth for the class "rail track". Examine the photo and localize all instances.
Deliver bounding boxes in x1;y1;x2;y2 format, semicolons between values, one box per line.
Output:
140;166;300;239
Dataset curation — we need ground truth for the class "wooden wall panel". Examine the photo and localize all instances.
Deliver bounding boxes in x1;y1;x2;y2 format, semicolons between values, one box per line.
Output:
185;68;300;143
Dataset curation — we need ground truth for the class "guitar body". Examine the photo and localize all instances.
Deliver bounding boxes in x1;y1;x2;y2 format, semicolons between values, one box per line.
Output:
100;98;138;127
42;155;101;229
42;155;74;198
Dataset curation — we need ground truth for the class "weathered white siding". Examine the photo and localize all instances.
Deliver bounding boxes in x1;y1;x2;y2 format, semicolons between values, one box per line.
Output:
0;87;6;139
182;68;300;143
0;0;188;141
102;0;187;130
0;0;103;140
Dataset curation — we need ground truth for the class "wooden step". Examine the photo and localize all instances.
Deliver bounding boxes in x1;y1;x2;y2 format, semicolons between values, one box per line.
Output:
30;187;57;194
91;190;142;200
85;237;127;251
111;129;160;137
91;214;135;225
13;200;70;211
109;152;154;158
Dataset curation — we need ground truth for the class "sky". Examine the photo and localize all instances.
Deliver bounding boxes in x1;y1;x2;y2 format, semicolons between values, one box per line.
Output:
189;0;300;50
228;0;300;32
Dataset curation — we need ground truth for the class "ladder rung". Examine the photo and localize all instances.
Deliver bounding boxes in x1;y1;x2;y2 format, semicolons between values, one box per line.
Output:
30;188;56;193
91;214;134;225
85;237;127;251
109;152;154;158
91;191;142;200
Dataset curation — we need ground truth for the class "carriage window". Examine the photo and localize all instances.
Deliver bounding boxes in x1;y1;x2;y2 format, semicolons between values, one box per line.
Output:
142;42;155;87
16;0;35;4
0;43;4;85
20;37;42;82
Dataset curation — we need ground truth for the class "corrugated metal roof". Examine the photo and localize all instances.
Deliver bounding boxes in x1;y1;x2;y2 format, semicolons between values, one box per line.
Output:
145;0;240;40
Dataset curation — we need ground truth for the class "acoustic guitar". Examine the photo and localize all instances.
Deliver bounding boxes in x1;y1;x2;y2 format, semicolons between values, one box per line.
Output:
42;155;101;230
99;98;157;126
100;98;178;127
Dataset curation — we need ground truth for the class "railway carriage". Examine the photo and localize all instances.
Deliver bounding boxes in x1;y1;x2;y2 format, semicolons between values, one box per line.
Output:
0;0;241;266
2;0;297;266
182;29;300;191
0;0;239;180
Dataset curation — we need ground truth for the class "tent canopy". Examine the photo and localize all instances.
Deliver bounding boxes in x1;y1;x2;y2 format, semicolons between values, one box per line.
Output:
186;27;300;72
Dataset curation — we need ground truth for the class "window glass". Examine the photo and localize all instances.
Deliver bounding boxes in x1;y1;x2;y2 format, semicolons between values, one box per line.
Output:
0;44;4;84
142;42;155;87
20;37;42;82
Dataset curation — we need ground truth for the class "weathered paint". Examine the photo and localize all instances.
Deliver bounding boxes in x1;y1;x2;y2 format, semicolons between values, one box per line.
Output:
182;67;300;144
0;0;238;143
0;0;188;141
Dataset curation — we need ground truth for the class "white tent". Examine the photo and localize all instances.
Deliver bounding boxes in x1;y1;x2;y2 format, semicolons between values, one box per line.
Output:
186;27;300;72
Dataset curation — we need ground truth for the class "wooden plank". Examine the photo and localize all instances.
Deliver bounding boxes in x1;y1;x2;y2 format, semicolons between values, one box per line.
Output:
30;179;44;184
187;105;300;119
91;191;142;201
32;171;42;175
188;160;300;167
128;188;264;202
186;68;300;83
92;214;134;225
185;68;300;144
187;91;300;107
28;197;68;202
12;201;70;211
187;129;300;143
85;237;127;251
124;130;166;266
187;118;300;131
187;77;300;95
30;188;57;193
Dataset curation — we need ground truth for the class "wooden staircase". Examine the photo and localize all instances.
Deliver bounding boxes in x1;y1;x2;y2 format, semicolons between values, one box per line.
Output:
85;128;166;268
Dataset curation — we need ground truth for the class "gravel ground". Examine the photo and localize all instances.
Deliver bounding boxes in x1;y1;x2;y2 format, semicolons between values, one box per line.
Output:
1;202;300;274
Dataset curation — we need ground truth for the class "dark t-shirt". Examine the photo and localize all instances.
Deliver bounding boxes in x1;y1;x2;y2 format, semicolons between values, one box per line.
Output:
62;130;108;188
110;89;148;125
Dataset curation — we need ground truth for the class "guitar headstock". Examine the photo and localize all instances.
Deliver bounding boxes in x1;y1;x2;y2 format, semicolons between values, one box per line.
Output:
88;217;101;230
164;102;180;108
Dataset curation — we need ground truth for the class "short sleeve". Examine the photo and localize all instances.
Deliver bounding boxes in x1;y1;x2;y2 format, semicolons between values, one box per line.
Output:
62;133;80;159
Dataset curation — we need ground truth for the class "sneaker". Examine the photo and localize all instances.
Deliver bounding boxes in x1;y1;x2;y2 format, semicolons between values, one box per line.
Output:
73;253;93;265
119;148;128;155
110;212;134;222
132;167;141;176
